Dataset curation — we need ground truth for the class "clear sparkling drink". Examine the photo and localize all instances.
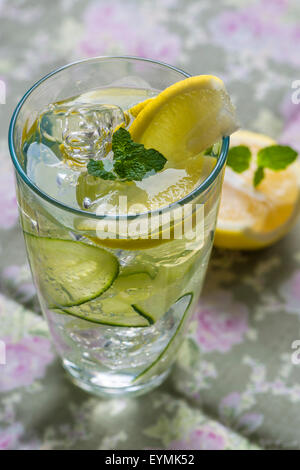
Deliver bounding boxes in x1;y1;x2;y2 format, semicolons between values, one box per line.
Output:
10;58;229;396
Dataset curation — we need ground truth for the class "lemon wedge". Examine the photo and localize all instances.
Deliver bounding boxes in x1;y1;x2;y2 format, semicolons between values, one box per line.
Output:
214;130;300;250
130;75;237;162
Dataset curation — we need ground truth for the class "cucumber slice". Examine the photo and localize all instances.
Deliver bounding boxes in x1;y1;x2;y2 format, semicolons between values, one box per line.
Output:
24;234;119;307
132;293;167;324
132;254;198;323
59;296;151;327
119;263;157;280
132;278;183;324
109;272;153;304
56;270;156;326
134;292;194;382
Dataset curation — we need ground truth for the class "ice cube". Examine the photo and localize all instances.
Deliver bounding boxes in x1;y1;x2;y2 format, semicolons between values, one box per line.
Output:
38;103;125;164
26;141;80;208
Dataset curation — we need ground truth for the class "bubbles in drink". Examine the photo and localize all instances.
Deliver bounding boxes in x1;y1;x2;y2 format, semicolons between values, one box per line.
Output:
83;197;92;209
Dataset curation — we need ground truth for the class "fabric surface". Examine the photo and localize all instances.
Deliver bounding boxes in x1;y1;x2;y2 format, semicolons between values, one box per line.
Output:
1;0;300;450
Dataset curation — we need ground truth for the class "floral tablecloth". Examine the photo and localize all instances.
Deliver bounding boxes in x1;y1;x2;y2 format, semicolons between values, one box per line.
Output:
1;0;300;450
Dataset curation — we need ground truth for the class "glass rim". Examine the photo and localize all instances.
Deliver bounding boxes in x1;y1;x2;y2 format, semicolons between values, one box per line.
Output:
8;55;229;221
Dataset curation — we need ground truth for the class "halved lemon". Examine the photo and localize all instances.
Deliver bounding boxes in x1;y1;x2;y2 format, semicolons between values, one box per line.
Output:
214;130;300;250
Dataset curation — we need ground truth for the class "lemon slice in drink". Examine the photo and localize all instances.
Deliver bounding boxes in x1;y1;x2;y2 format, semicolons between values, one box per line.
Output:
77;76;237;249
130;75;237;162
76;160;214;250
128;98;153;118
214;130;300;250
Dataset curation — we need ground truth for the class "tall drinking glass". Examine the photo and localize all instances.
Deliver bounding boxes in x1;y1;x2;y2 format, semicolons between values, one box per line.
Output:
9;57;229;397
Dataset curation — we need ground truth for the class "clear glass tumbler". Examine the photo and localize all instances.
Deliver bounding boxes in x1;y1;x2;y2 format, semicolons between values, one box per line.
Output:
9;57;229;397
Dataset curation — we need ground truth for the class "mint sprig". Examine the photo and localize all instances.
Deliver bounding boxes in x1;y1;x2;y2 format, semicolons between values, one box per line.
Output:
227;145;251;173
227;143;298;187
257;145;297;171
87;128;167;182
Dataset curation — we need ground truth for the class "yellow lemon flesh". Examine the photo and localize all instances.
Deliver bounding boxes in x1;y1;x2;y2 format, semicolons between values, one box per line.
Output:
215;130;300;250
130;75;237;164
128;98;153;118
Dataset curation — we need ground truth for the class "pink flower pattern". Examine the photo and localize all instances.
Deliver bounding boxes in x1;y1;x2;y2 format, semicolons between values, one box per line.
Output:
209;0;300;67
2;264;36;303
0;0;300;451
219;392;263;435
0;423;23;450
169;427;226;450
0;336;54;392
0;423;39;450
195;291;249;353
78;1;181;63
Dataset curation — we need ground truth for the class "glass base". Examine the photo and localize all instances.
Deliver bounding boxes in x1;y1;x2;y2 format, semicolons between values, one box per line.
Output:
63;359;171;398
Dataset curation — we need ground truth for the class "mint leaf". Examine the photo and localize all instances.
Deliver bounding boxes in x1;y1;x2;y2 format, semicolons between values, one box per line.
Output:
111;127;134;161
257;145;298;170
253;166;264;187
227;145;251;173
88;128;167;182
113;129;167;181
87;160;116;180
114;146;166;181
